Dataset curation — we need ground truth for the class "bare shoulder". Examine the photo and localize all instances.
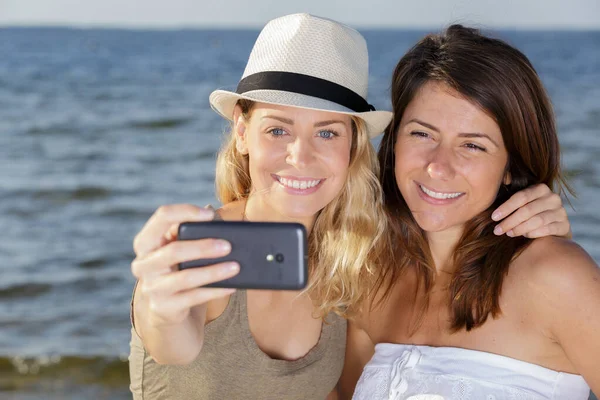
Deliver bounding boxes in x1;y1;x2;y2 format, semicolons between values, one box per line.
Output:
518;237;597;275
514;237;599;306
515;241;600;388
214;201;245;221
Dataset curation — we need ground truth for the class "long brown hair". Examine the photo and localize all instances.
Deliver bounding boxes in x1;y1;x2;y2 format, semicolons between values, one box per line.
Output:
377;25;571;331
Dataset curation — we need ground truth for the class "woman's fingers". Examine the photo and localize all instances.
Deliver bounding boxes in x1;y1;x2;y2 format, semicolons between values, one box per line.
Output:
501;209;566;237
493;196;551;235
141;264;239;325
521;222;566;239
492;184;552;222
164;222;182;243
141;262;240;297
131;238;232;278
147;287;237;325
133;204;215;257
493;191;562;236
130;204;232;327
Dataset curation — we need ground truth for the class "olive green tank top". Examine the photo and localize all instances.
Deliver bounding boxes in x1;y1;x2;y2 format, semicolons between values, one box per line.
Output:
129;288;347;399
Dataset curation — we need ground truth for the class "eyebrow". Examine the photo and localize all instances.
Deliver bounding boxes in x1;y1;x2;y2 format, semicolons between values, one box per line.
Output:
406;118;500;148
262;115;347;128
263;115;294;125
314;119;346;128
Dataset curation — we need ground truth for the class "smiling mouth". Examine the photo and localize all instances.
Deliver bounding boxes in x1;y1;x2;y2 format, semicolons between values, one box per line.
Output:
418;183;464;200
273;175;324;190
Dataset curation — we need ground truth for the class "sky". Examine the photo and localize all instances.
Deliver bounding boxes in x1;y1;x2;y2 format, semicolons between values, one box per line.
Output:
0;0;599;29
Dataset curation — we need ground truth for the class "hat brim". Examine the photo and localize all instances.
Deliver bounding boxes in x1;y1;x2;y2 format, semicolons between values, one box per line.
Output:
209;89;392;138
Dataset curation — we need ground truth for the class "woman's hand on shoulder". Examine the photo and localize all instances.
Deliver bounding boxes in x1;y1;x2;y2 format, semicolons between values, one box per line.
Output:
131;204;239;329
491;183;571;238
525;237;600;394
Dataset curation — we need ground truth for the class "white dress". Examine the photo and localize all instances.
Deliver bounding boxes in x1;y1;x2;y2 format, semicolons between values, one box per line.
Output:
352;344;590;400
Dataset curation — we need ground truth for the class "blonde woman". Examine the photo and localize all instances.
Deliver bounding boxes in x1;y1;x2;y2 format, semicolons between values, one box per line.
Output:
129;14;391;400
128;15;572;400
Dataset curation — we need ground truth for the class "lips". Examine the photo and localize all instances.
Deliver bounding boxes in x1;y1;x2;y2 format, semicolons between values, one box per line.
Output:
272;174;325;193
419;184;463;199
275;175;322;190
416;182;465;203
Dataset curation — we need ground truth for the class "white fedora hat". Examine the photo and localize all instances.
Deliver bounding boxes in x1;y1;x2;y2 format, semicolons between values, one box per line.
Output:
209;13;392;138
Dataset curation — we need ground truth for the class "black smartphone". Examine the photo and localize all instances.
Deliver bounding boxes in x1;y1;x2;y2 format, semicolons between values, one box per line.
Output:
177;221;308;290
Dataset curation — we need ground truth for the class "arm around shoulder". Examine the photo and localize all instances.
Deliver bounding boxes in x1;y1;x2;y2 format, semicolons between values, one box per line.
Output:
336;319;376;400
527;237;600;394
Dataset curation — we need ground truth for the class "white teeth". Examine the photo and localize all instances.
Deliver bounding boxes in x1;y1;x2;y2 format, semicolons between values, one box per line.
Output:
278;177;321;190
420;185;463;199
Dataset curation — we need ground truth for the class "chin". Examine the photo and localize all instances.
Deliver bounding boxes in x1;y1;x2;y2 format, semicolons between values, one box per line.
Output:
412;212;453;232
276;203;324;220
404;193;475;234
276;193;338;220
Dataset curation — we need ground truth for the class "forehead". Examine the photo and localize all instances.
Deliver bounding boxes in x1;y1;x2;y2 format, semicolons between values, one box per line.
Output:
403;81;501;136
251;102;353;124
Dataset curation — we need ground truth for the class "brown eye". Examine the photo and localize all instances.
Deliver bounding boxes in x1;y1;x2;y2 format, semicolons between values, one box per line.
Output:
464;143;486;152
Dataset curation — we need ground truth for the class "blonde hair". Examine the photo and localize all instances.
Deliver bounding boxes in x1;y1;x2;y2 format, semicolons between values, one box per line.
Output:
215;100;388;318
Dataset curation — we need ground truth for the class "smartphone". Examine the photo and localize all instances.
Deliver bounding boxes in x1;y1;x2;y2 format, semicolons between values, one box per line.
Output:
177;221;308;290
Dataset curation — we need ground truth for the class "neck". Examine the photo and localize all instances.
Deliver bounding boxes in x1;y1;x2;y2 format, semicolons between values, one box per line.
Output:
243;195;316;235
426;225;464;275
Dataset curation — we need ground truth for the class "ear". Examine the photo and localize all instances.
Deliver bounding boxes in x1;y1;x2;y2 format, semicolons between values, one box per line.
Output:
503;170;512;185
232;105;248;155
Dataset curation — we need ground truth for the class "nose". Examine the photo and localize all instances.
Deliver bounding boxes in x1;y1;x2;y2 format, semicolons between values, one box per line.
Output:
426;146;455;181
286;137;315;169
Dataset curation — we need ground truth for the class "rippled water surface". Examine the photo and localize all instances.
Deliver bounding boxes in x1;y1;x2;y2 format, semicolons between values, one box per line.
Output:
1;27;598;399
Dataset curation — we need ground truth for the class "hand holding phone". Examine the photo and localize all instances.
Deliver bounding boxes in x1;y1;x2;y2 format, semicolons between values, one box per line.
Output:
130;204;240;329
178;221;308;290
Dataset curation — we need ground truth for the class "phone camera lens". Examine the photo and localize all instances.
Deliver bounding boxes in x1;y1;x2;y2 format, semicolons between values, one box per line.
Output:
275;253;284;263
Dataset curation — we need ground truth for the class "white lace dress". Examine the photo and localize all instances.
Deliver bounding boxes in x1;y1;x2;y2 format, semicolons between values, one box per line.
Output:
352;344;590;400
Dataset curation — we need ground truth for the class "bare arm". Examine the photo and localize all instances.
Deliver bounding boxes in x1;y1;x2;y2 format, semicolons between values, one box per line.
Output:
337;320;376;400
133;282;209;364
531;238;600;394
131;204;239;365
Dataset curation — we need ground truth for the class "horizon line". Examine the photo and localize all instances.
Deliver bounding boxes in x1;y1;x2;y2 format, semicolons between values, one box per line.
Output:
1;22;600;32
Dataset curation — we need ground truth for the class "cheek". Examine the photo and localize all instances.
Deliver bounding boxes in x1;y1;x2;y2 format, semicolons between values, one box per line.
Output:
248;137;283;167
394;142;425;184
461;160;506;203
338;151;352;175
246;144;283;189
321;142;352;176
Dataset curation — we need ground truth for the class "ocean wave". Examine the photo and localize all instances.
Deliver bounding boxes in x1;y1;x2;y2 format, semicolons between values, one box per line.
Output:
128;117;193;130
0;355;129;389
97;207;152;219
13;186;114;203
0;283;52;299
77;258;108;269
25;126;79;136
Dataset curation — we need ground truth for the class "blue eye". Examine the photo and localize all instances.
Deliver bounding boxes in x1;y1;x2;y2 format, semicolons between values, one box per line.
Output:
318;130;336;139
268;128;286;137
